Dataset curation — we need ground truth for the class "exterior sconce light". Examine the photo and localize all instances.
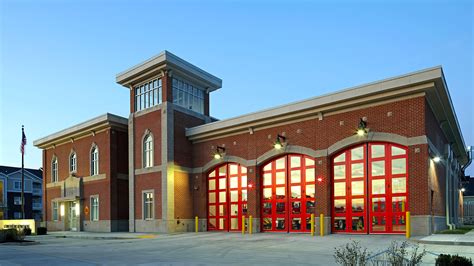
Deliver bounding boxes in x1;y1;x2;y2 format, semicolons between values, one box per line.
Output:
432;156;441;163
213;146;226;160
461;188;466;193
356;118;368;136
274;134;286;150
248;183;254;189
317;177;323;182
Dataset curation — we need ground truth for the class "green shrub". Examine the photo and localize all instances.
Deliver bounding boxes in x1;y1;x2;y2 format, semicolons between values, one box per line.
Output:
37;227;47;235
436;254;473;266
23;227;32;236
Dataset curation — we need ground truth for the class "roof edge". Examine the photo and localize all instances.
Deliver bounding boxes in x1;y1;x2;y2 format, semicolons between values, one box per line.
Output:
33;113;128;147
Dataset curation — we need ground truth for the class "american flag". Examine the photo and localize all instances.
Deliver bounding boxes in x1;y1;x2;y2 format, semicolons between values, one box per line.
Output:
20;127;27;155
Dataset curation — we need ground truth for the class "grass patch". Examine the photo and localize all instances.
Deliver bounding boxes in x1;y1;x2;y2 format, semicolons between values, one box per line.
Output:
435;226;473;234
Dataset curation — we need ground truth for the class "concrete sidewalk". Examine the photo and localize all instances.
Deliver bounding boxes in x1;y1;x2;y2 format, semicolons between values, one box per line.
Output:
417;230;474;246
28;231;159;240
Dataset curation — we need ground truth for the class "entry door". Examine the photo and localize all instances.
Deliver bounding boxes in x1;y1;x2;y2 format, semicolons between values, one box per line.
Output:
261;155;316;232
207;164;248;231
69;202;78;231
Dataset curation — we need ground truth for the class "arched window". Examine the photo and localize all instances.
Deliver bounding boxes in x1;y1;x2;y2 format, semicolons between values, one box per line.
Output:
69;152;77;173
51;157;58;182
143;134;153;168
90;146;99;176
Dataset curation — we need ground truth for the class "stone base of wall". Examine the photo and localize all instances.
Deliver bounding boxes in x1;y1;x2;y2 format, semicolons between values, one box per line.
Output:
111;220;129;232
411;215;447;236
134;219;162;232
46;221;65;231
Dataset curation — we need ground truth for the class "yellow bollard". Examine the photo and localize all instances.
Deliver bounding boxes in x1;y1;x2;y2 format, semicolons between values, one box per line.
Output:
195;216;198;233
406;211;411;239
320;213;324;237
242;215;245;235
311;214;315;236
249;215;253;235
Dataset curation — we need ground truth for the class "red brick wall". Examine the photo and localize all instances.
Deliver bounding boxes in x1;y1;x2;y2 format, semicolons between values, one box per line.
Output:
173;110;206;219
190;96;434;218
43;126;129;223
133;111;161;169
134;172;162;219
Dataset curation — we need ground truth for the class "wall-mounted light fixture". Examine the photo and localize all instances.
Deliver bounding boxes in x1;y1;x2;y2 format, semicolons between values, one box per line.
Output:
213;146;226;160
356;118;368;136
317;177;323;182
461;188;466;193
432;156;441;163
274;134;286;150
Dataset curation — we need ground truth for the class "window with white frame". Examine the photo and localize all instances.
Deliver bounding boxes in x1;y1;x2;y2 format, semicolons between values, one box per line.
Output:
70;152;77;173
14;181;21;190
90;196;99;221
14;196;22;205
52;202;59;221
143;192;154;220
135;78;162;112
91;146;99;176
143;134;153;168
52;157;58;182
172;77;205;114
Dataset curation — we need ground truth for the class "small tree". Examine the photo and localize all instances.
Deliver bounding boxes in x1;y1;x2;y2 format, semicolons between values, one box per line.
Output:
334;240;371;266
387;241;426;266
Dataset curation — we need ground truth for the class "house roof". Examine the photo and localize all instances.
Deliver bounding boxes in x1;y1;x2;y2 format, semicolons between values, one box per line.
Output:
33;113;128;149
0;165;43;179
186;66;469;165
116;50;222;91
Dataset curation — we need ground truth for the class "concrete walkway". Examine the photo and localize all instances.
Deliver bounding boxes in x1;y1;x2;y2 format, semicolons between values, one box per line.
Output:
29;231;158;240
31;230;474;246
1;232;472;265
418;230;474;246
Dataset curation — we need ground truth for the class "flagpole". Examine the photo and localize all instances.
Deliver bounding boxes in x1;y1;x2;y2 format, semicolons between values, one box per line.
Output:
21;125;25;219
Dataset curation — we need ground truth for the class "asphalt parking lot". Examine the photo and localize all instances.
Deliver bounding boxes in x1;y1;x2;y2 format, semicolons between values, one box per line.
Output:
1;233;474;265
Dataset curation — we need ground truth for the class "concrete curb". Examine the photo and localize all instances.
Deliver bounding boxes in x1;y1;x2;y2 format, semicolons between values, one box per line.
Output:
415;239;474;246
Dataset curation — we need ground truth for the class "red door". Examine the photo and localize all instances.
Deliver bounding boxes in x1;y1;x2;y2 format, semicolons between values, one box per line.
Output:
368;143;408;234
207;163;248;231
332;143;408;234
332;145;368;233
261;155;316;232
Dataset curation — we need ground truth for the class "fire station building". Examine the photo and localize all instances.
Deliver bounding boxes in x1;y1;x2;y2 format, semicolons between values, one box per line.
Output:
35;51;470;235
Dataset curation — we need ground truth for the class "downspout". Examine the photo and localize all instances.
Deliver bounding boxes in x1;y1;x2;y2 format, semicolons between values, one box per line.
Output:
446;144;453;230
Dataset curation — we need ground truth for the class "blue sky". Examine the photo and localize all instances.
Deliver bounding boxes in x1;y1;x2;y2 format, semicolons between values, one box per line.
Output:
0;0;472;175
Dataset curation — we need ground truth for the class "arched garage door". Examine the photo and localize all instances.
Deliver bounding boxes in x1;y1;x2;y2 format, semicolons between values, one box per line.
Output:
332;143;408;234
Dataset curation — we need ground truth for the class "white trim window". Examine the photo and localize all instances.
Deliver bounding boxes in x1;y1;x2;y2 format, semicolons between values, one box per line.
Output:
90;196;99;221
14;196;22;205
91;146;99;176
14;181;21;190
52;201;59;221
52;157;58;182
135;78;162;112
143;134;153;168
70;152;77;173
172;77;205;114
143;192;154;220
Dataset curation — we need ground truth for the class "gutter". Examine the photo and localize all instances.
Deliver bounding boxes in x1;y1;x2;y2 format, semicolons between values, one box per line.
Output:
446;144;454;230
